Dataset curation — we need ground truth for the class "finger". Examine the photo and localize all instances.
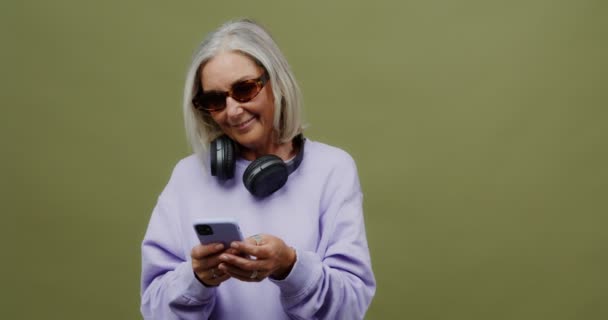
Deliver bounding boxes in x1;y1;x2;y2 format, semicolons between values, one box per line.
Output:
198;270;231;286
218;263;252;280
218;263;266;282
191;243;225;259
231;233;264;249
211;267;227;279
193;251;223;269
224;247;240;255
199;266;229;282
230;240;266;258
219;252;262;271
213;272;231;284
224;247;248;258
192;250;226;273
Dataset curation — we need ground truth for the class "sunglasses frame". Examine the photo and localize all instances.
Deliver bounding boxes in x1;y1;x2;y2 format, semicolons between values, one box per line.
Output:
192;72;270;112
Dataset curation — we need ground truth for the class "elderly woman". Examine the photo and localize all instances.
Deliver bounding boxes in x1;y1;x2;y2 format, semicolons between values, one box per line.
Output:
141;19;376;319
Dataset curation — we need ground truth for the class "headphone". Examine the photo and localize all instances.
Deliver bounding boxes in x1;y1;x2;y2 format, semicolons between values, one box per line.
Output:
210;134;305;198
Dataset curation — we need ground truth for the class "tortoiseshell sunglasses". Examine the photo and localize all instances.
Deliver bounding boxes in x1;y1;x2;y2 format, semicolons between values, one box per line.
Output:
192;72;269;112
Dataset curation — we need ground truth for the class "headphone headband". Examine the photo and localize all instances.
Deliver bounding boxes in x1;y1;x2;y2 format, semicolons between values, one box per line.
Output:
285;134;305;175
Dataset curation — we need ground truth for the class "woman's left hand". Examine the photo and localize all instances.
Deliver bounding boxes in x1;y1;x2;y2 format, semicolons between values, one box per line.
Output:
217;234;296;282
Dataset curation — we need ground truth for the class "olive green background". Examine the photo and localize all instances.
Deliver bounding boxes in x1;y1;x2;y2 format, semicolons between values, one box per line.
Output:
2;0;607;319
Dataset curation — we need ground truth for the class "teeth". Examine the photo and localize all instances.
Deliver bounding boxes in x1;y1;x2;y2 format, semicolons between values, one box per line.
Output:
236;117;254;127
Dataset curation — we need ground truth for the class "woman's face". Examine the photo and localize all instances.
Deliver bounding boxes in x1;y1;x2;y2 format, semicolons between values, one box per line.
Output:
200;51;276;155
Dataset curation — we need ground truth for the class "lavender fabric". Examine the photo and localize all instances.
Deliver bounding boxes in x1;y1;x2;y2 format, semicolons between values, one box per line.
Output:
141;140;376;319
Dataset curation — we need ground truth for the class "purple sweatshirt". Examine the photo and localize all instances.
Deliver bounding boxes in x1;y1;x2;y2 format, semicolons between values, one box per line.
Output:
141;140;376;319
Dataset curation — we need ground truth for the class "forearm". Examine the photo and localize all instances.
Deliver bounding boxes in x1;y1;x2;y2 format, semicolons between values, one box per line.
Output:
271;250;375;320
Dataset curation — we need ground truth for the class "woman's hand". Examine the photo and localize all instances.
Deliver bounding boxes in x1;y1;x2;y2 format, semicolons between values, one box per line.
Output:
217;234;296;282
191;243;234;286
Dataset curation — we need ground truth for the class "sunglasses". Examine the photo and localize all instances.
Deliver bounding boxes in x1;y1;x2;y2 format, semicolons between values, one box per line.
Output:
192;72;270;112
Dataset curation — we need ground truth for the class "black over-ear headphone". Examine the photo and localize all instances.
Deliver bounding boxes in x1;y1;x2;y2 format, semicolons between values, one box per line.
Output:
210;134;305;198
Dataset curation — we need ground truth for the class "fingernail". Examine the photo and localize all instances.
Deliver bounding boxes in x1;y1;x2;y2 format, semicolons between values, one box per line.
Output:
220;255;227;260
231;242;239;249
216;244;224;250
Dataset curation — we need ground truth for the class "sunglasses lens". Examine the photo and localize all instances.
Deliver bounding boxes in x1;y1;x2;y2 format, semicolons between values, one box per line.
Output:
198;92;226;111
232;81;261;102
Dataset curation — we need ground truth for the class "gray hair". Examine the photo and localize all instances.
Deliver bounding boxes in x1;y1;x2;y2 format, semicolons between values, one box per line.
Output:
182;19;304;156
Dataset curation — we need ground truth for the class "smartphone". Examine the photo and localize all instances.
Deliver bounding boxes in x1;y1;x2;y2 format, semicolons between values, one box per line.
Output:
193;218;244;248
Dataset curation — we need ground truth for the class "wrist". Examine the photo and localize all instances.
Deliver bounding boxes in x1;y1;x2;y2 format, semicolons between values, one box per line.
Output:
271;247;296;280
194;271;218;287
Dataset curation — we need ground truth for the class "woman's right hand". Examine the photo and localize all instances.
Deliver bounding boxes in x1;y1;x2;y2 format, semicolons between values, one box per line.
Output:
191;243;232;286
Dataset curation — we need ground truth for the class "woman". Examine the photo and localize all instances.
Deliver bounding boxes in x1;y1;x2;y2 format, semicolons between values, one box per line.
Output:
141;19;376;319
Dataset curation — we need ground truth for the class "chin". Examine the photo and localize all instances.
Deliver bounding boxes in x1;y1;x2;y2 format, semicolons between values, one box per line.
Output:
227;120;272;151
232;131;264;149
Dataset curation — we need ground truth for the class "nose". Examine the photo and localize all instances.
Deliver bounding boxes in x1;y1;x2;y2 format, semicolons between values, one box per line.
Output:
224;96;243;117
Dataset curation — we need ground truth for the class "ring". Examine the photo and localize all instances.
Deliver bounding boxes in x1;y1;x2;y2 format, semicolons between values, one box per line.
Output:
250;270;258;279
252;234;262;246
211;268;218;279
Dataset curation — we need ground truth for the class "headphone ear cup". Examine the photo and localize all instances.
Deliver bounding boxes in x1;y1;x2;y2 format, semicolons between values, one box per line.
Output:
243;155;288;197
210;135;235;180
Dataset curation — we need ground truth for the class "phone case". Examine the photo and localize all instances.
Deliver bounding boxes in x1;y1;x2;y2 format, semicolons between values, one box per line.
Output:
193;218;244;247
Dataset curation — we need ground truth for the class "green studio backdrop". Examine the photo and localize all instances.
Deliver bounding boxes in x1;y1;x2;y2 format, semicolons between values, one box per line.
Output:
1;0;607;319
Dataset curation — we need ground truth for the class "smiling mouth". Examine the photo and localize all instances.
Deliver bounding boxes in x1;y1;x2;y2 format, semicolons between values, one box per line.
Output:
233;116;256;129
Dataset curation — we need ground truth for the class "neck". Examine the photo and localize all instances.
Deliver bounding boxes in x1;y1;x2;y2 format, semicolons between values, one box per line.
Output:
240;139;295;161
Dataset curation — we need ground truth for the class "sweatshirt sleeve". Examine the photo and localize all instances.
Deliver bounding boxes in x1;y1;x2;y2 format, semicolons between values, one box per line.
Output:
140;175;217;319
269;154;376;319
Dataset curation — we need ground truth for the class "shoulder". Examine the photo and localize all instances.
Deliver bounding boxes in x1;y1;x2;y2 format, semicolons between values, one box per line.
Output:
175;153;205;170
303;139;363;209
166;153;208;186
303;139;358;174
305;139;356;163
173;153;204;173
